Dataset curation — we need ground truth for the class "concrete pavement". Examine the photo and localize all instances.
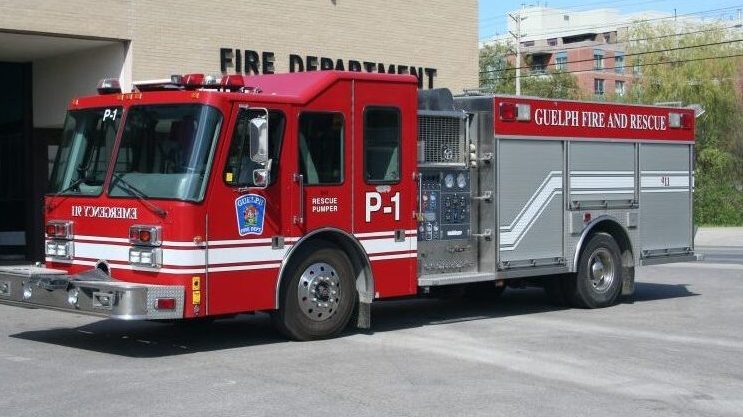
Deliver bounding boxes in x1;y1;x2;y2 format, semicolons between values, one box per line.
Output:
0;231;741;416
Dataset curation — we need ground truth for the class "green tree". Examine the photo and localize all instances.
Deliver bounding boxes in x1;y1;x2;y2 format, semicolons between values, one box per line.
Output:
625;22;743;225
479;42;581;99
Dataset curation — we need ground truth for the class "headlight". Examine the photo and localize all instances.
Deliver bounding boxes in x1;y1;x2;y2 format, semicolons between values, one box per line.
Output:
129;247;162;268
45;240;74;260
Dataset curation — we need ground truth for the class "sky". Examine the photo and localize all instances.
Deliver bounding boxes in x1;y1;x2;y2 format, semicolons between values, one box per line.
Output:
479;0;743;41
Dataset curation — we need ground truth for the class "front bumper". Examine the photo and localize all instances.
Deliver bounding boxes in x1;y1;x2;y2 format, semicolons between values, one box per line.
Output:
0;265;184;320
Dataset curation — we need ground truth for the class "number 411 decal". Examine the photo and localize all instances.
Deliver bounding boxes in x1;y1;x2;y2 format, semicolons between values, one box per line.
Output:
365;192;400;222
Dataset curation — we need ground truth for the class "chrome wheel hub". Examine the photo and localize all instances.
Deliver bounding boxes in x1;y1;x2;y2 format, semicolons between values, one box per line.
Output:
588;248;615;293
297;262;341;322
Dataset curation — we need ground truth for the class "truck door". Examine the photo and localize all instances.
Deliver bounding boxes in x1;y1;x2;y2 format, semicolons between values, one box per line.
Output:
205;103;288;315
352;81;418;297
292;82;353;234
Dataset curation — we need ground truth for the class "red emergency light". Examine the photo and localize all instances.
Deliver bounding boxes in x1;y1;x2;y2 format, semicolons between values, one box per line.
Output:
155;298;176;310
220;74;246;91
182;73;205;86
129;229;151;243
45;221;73;239
669;112;693;130
129;225;161;246
499;102;531;122
97;78;122;95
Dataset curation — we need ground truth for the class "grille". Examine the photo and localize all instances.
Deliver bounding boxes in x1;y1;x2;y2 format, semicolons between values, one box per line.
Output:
418;115;465;164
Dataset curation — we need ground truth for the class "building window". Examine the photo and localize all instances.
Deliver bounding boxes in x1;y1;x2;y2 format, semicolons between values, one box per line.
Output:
633;60;642;76
364;107;401;184
547;38;558;47
615;53;625;74
603;32;612;43
298;112;344;185
555;51;568;71
564;14;570;21
615;81;626;97
531;55;548;74
521;40;535;47
594;79;605;96
594;49;604;70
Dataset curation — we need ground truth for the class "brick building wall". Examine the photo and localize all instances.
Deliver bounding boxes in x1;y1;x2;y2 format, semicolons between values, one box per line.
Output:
0;0;478;92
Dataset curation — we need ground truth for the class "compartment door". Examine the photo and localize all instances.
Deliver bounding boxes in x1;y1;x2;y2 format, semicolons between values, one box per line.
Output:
639;144;693;252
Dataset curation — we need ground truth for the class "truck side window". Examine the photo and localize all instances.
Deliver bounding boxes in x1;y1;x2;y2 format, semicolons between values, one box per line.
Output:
223;109;285;187
298;112;344;185
364;107;401;184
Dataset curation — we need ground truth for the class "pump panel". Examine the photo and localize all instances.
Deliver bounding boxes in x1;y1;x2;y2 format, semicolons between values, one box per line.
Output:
418;168;471;241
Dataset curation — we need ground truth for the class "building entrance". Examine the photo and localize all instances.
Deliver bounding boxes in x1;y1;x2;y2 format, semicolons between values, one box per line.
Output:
0;62;31;261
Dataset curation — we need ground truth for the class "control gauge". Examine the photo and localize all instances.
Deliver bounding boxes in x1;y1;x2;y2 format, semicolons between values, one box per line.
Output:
444;174;455;188
457;173;467;189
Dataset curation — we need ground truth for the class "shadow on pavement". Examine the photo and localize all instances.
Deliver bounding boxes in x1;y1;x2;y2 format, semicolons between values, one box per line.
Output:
9;282;697;358
627;282;698;303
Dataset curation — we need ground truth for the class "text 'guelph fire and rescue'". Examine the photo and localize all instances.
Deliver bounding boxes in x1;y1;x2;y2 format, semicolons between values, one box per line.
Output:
219;48;438;89
534;109;668;130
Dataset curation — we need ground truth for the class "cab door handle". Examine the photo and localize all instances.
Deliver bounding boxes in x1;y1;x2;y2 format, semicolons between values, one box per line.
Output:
293;173;304;224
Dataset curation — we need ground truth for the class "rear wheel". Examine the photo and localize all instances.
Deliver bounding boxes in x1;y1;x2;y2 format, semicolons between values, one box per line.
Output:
273;242;356;341
565;233;623;308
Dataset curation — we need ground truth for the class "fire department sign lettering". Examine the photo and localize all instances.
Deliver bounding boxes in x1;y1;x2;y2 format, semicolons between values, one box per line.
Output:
235;194;266;236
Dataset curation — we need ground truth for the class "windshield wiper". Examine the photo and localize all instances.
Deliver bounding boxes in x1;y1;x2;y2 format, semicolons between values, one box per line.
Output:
111;173;168;218
45;175;90;212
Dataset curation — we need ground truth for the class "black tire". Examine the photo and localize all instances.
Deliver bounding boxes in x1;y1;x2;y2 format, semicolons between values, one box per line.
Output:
272;241;356;341
463;282;506;300
565;232;623;308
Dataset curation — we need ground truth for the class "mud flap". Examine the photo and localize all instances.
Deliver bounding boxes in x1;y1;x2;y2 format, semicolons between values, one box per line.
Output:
621;266;635;296
356;301;371;329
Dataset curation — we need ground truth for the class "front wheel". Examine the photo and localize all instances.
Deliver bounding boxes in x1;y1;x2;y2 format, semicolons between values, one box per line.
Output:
273;242;356;341
565;233;623;308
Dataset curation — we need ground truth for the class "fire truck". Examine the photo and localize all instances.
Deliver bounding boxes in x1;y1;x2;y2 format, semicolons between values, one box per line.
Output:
0;71;696;340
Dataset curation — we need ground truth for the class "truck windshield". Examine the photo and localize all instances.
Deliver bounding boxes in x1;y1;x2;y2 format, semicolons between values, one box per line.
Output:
109;104;222;202
48;107;122;195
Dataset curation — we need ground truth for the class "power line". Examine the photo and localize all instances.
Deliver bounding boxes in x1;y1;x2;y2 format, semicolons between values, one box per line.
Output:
482;23;742;60
479;0;670;25
480;6;741;40
481;7;738;40
480;38;743;74
479;5;741;40
490;51;743;82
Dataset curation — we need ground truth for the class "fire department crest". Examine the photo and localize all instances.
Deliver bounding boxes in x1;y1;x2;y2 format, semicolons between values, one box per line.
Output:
235;194;266;236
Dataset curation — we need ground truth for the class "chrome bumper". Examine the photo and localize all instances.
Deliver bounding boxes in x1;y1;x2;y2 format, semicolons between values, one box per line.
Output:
0;265;184;320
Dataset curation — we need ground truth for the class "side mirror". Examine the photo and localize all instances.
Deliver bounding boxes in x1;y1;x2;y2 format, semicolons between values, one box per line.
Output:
253;159;272;189
249;116;268;163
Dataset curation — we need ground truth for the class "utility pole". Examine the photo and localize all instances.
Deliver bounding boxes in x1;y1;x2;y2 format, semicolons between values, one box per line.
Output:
508;5;527;95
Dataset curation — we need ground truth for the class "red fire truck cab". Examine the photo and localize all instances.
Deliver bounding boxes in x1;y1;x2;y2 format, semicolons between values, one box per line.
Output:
0;71;696;340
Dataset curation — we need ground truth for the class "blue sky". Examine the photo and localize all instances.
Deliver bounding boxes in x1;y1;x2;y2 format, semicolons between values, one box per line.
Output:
479;0;743;40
